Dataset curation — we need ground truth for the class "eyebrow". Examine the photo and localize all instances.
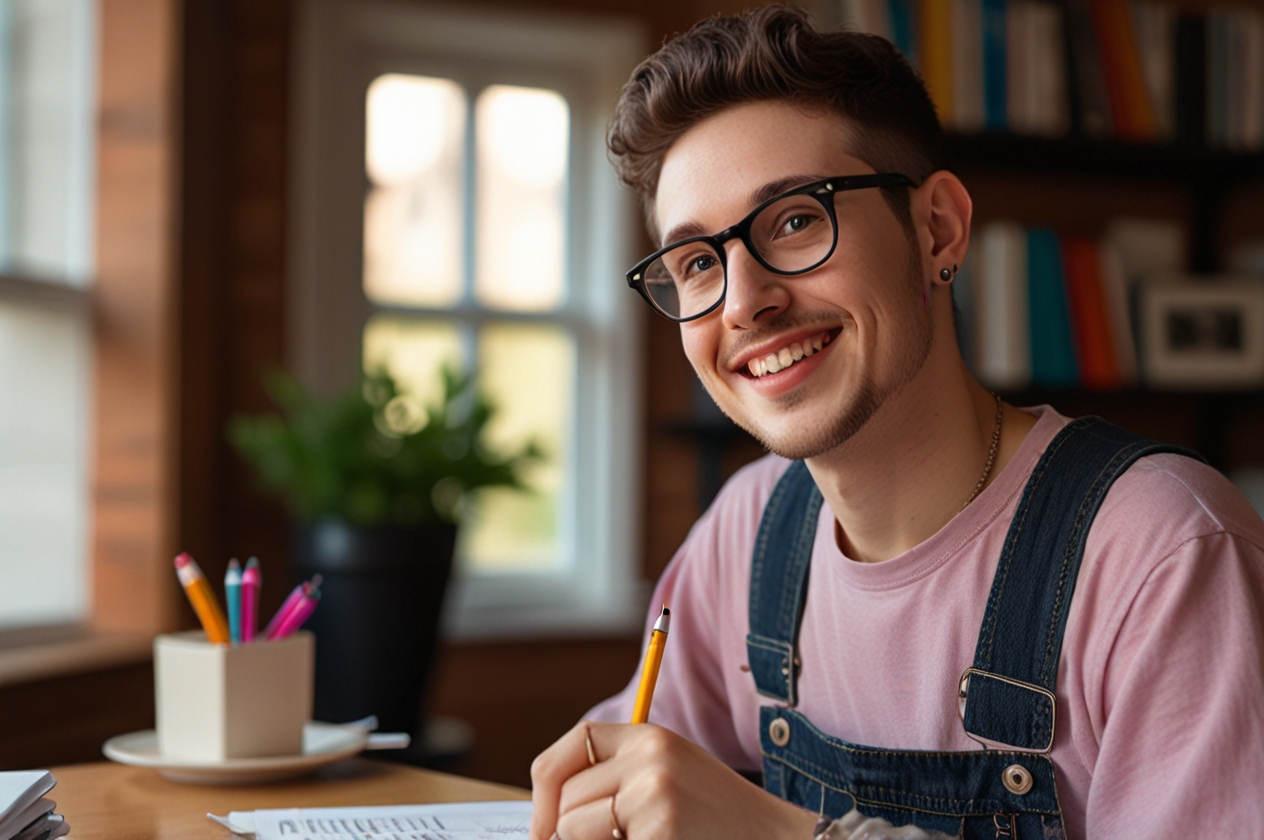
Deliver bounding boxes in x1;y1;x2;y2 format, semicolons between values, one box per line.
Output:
659;173;829;247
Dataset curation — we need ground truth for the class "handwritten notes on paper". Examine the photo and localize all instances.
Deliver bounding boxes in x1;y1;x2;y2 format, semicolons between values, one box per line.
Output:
223;801;532;840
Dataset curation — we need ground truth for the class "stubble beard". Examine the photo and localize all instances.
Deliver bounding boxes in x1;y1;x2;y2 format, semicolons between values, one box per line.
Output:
719;250;933;461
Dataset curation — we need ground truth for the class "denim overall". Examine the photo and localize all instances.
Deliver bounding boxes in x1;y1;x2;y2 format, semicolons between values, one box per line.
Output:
746;417;1200;839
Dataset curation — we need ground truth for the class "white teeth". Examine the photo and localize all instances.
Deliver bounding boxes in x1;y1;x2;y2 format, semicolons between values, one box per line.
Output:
747;331;832;378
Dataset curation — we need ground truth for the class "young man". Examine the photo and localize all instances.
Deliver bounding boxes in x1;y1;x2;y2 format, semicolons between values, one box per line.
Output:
529;7;1264;840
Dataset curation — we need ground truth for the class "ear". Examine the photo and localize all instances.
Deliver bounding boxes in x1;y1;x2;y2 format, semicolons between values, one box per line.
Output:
911;171;972;281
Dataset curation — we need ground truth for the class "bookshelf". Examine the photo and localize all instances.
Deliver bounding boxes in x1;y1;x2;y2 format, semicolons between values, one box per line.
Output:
945;133;1264;270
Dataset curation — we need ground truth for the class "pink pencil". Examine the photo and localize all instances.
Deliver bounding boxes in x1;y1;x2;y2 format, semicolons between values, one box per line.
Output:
262;574;321;639
268;584;321;640
241;557;262;642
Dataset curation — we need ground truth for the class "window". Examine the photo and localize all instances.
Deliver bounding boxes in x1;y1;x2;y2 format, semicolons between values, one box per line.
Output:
0;0;96;629
291;0;646;636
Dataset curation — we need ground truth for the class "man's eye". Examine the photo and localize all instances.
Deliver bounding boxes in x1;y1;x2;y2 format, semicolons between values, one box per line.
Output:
689;255;718;274
780;214;817;235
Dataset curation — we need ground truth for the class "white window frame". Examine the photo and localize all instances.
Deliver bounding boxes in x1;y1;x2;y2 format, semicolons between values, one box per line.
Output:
0;0;96;631
290;0;648;639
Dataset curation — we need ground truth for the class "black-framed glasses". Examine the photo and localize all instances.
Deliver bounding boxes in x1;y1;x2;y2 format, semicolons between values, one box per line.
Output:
626;173;915;322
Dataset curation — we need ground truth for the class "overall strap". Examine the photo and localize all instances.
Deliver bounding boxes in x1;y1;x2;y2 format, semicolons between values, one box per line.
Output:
746;460;823;706
961;417;1203;752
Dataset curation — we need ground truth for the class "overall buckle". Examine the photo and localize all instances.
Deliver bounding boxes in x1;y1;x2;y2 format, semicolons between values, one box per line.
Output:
957;667;1056;754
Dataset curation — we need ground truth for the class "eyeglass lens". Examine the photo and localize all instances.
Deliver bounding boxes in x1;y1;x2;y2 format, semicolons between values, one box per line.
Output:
641;191;835;319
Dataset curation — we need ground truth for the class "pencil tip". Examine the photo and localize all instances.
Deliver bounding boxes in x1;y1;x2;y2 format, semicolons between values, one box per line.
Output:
174;553;191;568
661;605;670;616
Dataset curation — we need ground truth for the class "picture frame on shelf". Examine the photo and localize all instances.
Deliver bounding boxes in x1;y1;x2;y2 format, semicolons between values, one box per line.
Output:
1138;276;1264;390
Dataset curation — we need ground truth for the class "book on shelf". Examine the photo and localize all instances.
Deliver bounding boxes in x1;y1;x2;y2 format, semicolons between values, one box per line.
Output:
1061;234;1123;390
1027;227;1079;387
974;221;1030;388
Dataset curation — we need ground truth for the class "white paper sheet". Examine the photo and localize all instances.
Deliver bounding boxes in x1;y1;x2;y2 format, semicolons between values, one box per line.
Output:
242;801;531;840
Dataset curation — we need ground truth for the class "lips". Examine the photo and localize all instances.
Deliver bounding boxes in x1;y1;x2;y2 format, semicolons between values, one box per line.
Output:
742;329;835;378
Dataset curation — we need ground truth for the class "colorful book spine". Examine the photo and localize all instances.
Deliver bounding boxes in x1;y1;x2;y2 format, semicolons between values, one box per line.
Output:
1027;228;1078;387
1097;241;1139;386
981;0;1008;129
921;0;954;120
1111;0;1159;138
888;0;920;66
1060;235;1122;390
951;0;986;131
975;221;1030;388
1066;0;1113;137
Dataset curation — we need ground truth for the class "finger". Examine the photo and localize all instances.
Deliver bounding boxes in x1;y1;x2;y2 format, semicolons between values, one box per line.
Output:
558;724;673;829
530;721;605;840
556;794;620;840
557;751;622;818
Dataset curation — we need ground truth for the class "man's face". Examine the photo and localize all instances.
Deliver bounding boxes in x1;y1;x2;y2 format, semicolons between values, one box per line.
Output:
655;101;933;460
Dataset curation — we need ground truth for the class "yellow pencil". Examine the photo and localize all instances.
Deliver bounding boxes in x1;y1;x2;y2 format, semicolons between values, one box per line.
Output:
631;605;670;724
174;553;230;644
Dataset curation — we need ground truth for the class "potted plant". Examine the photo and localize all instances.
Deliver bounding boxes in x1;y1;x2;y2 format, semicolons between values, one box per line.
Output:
229;366;540;746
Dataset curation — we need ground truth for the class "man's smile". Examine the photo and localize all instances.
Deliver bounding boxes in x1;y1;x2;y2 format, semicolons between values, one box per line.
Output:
742;328;835;378
729;326;843;380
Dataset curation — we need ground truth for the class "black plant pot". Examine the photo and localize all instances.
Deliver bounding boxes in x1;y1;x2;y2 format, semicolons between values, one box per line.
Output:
291;518;457;742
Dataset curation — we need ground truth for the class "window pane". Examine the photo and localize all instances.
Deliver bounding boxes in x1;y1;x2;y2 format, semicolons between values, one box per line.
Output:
363;74;466;308
0;0;97;283
362;318;574;574
362;314;463;408
462;324;574;572
0;299;89;627
474;85;568;312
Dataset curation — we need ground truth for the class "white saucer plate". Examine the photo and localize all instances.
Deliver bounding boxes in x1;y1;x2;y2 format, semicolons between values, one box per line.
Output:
102;722;369;784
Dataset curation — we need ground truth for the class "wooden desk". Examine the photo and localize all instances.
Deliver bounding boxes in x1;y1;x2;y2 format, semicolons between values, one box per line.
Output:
50;759;529;839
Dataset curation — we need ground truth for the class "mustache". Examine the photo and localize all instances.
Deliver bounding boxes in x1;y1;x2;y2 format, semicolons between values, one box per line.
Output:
721;312;842;369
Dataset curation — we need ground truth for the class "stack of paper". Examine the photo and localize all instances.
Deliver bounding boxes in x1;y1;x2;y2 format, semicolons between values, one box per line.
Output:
210;801;532;840
0;771;69;840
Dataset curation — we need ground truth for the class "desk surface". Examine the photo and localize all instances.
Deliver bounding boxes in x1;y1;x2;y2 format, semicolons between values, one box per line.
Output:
50;760;529;839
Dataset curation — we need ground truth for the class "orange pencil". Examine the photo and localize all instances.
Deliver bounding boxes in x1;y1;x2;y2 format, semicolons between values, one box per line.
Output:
630;605;670;724
174;553;230;644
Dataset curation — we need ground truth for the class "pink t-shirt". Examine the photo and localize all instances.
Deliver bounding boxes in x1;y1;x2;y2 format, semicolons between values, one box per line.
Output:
590;406;1264;839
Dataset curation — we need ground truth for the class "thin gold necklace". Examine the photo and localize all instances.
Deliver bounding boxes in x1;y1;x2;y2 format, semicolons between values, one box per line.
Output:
961;393;1003;511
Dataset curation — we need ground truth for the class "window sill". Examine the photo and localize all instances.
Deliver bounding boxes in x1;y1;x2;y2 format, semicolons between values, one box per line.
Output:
0;625;153;688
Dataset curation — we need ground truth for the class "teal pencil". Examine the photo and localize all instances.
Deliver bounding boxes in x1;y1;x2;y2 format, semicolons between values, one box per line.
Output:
225;559;242;645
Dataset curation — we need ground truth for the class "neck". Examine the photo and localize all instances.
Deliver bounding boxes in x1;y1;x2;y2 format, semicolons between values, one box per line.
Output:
804;359;1033;564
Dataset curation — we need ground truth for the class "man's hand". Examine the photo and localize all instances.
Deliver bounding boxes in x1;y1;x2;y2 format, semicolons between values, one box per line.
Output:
529;721;818;840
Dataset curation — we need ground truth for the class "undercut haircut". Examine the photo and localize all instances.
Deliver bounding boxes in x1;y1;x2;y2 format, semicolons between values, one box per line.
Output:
608;4;947;242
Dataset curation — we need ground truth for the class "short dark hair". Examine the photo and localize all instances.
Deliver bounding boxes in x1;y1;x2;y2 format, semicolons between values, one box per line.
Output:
608;4;946;239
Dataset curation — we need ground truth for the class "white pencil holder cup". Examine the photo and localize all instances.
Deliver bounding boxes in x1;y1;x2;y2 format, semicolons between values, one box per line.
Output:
153;630;315;761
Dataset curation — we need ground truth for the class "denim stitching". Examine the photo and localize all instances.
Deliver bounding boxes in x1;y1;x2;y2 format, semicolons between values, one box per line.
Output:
1037;437;1153;687
975;418;1086;668
775;470;819;639
759;754;1061;818
749;462;800;700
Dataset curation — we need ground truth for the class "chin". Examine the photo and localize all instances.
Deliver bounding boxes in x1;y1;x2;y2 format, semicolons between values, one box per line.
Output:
733;376;884;461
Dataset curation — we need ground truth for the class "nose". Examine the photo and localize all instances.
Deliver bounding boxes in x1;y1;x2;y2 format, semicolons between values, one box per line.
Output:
720;240;789;330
